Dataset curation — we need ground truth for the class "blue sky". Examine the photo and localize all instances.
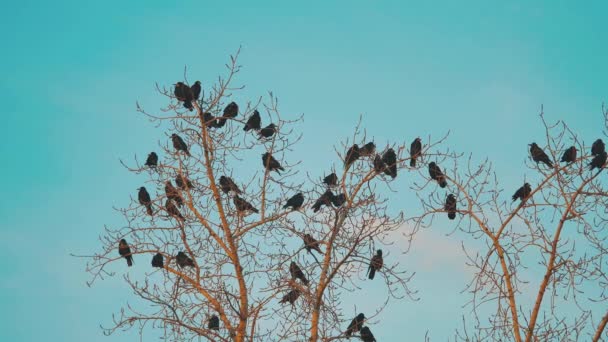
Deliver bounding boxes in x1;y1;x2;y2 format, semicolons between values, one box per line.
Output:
1;1;607;340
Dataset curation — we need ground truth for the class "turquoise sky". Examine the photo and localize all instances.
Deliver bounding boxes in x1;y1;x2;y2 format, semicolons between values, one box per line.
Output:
1;1;607;341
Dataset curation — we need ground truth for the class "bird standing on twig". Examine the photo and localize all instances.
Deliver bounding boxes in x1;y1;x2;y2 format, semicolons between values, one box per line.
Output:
323;173;338;188
589;151;607;170
428;162;447;188
118;239;134;267
145;152;158;168
279;288;301;305
165;199;184;221
367;249;383;280
233;195;259;213
208;315;219;331
303;234;323;255
344;144;360;169
445;194;456;220
262;153;285;174
591;139;605;156
529;143;553;168
345;313;365;337
151;253;164;268
382;148;397;179
175;251;195;268
560;146;577;164
512;183;532;202
283;193;304;210
289;261;309;286
171;134;191;156
165;181;183;207
219;176;242;195
360;326;377;342
138;187;153;216
410;137;422;167
312;189;334;213
244;110;261;131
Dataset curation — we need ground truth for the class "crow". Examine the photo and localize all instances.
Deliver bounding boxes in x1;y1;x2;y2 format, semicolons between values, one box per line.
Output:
529;143;553;168
359;142;376;157
382;148;397;179
171;134;191;156
233;195;259;213
151;253;164;268
410;137;422;167
312;189;334;213
145;152;158;168
279;288;301;305
445;194;456;220
202;112;219;129
208;315;219;331
373;154;386;173
331;193;346;207
174;82;194;111
592;139;605;156
262;153;285;173
223;102;239;118
360;326;377;342
165;181;183;207
345;313;365;337
283;193;304;210
512;183;532;202
175;251;195;268
118;239;133;267
289;261;309;286
560;146;577;164
175;174;193;190
138;187;153;216
303;234;323;254
589;151;607;170
367;249;383;280
323;173;338;187
219;176;242;195
191;81;201;100
258;123;277;139
428;162;447;188
344;144;360;168
165;199;184;221
244;110;261;131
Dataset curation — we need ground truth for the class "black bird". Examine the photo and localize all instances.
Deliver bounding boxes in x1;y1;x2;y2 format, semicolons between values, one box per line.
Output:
223;102;239;118
138;187;153;216
289;261;309;286
171;134;191;156
219;176;242;194
165;181;183;207
367;249;383;280
410;137;422;167
118;239;133;267
174;82;194;111
233;195;259;213
331;193;346;207
283;193;304;210
175;251;195;268
175;174;193;190
191;81;201;100
382;148;397;179
428;162;447;188
592;139;605;156
373;154;386;173
312;189;334;213
215;117;228;128
202;112;219;129
445;194;456;220
589;151;607;170
561;146;577;164
208;315;219;331
360;326;377;342
165;199;184;221
303;234;323;254
345;313;365;337
359;142;376;157
323;173;338;187
145;152;158;168
279;288;301;305
262;153;285;173
151;253;164;268
344;144;360;168
244;110;261;131
512;183;532;202
258;123;277;139
529;143;553;168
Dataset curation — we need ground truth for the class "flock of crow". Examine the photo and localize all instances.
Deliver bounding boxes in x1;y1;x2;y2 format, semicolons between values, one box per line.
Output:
115;81;608;341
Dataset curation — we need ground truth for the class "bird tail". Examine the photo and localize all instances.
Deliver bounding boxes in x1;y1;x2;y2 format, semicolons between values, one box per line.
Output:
252;207;259;213
282;204;289;209
312;203;321;213
368;267;375;280
545;160;554;168
127;255;133;267
410;158;416;167
146;205;153;216
448;212;455;220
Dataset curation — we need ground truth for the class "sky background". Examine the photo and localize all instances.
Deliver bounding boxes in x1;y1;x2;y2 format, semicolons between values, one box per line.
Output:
1;0;607;340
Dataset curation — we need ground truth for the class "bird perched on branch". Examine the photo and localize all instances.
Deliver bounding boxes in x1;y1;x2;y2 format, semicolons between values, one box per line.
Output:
258;123;277;139
262;153;284;174
345;313;365;337
223;102;239;118
151;253;164;268
382;148;397;179
171;133;191;156
138;187;153;216
445;194;456;220
589;151;607;170
118;239;133;267
560;146;577;164
312;189;334;213
219;176;242;195
512;183;532;202
529;143;553;168
190;81;201;100
145;152;158;168
592;139;605;156
410;137;422;167
289;262;309;286
175;251;195;268
344;144;360;169
323;173;338;188
428;162;447;188
244;110;261;131
174;82;194;111
165;199;184;221
367;249;383;280
233;195;259;213
175;174;193;190
359;142;376;157
303;234;323;254
373;154;386;173
283;193;304;210
165;181;183;207
360;326;377;342
208;315;219;331
202;112;220;129
279;288;301;305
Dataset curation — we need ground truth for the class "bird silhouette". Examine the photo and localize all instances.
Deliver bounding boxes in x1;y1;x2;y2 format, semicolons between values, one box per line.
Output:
303;234;323;254
382;148;397;179
223;102;239;118
428;162;447;188
360;326;377;342
118;239;133;267
145;152;158;168
165;199;184;221
258;123;277;139
201;112;219;129
171;134;191;156
165;181;183;207
529;143;553;168
312;189;334;213
512;183;532;202
445;194;456;220
262;153;284;174
289;261;309;286
373;154;386;173
283;193;304;210
359;142;376;157
208;315;219;331
175;251;195;268
560;146;577;164
138;187;153;216
244;110;261;131
175;174;193;190
589;151;607;170
410;137;422;167
174;82;194;111
345;313;365;337
233;196;259;213
151;253;164;268
592;139;605;156
219;176;242;195
323;173;338;188
191;81;201;100
344;144;360;168
331;193;346;207
279;289;301;305
367;249;383;280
